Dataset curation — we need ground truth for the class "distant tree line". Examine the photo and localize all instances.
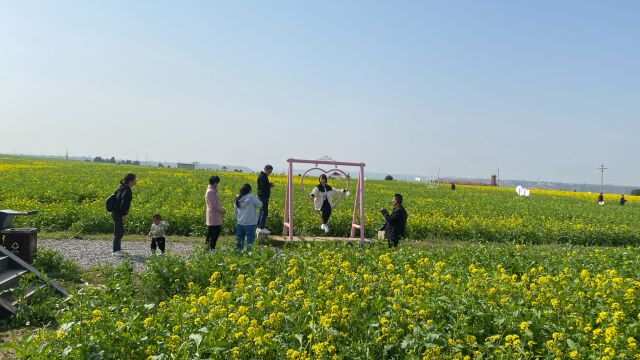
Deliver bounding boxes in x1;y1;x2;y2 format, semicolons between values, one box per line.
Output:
93;156;140;166
632;189;640;196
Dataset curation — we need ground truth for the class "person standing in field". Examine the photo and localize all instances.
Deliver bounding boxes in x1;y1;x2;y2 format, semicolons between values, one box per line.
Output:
598;193;605;206
205;176;225;250
148;213;169;255
256;165;274;235
234;183;262;251
380;193;408;248
620;194;627;206
111;173;136;256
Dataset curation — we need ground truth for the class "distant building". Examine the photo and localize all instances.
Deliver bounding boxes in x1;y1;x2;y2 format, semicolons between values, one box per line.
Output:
177;163;196;170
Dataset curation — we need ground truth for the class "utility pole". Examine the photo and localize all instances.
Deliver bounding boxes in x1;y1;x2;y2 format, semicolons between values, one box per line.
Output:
597;164;608;194
65;149;69;160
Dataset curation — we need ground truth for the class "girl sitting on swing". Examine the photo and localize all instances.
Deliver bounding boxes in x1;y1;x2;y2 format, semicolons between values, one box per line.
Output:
310;174;349;234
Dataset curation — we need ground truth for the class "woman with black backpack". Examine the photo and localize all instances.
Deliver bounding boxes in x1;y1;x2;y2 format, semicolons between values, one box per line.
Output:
107;173;137;256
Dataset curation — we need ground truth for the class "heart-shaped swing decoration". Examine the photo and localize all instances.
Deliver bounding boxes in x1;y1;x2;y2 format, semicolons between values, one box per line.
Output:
300;167;351;208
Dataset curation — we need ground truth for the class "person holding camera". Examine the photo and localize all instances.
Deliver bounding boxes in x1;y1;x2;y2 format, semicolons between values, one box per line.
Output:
380;193;408;248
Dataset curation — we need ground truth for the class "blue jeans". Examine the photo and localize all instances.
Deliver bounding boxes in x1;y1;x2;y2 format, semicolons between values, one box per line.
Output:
257;196;269;229
236;224;257;250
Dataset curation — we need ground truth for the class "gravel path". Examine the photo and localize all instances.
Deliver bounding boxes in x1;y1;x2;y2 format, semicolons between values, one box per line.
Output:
39;239;201;269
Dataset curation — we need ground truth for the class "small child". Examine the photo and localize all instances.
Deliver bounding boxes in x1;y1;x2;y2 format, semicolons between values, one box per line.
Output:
149;213;169;255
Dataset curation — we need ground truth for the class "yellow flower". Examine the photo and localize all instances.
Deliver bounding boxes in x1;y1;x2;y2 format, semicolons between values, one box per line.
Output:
237;315;250;327
569;350;578;358
319;315;331;328
143;317;153;328
628;337;637;350
519;321;529;331
597;311;607;324
115;321;125;328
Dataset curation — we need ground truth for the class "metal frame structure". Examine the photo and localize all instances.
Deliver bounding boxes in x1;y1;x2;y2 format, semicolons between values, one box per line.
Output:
283;158;366;242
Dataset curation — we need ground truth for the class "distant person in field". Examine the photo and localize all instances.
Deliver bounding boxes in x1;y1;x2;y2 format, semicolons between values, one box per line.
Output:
256;165;274;235
380;193;408;248
598;193;605;206
310;174;349;234
148;213;169;255
451;182;456;190
205;176;225;250
620;194;627;206
234;183;262;251
111;173;136;257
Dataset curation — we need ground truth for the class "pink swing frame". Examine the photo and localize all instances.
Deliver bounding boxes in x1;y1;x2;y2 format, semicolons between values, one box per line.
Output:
282;158;366;243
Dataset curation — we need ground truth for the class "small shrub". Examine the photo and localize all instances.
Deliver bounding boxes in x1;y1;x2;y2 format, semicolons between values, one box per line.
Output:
32;248;81;282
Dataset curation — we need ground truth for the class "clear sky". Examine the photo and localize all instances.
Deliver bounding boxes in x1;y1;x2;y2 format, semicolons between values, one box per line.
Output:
1;1;638;185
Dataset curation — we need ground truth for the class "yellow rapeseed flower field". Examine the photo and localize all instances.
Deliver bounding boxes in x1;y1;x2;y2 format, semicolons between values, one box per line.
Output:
15;243;640;359
1;156;638;245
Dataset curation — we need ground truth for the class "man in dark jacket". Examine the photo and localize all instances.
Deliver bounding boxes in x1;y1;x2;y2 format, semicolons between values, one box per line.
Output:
380;193;408;248
256;165;274;235
620;195;627;206
112;173;136;256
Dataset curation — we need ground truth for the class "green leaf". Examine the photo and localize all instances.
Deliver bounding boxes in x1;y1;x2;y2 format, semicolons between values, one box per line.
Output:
62;346;73;357
189;333;203;347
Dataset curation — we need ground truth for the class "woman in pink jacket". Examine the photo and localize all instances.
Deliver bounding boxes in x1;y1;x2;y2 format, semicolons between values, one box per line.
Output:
205;176;225;250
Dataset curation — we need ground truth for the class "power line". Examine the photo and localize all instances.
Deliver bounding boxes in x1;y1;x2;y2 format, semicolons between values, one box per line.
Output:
597;164;608;193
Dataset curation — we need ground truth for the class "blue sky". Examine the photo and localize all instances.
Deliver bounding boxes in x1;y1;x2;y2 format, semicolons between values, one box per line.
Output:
1;1;638;185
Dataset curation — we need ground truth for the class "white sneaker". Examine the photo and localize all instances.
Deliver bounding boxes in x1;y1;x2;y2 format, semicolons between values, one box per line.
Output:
259;228;271;235
112;250;124;257
324;225;330;234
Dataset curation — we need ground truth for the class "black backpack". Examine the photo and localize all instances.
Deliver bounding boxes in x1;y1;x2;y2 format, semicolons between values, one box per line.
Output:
105;190;119;212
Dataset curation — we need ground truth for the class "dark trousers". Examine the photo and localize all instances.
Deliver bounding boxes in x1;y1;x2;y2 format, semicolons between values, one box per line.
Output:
387;237;399;248
151;236;166;253
206;225;221;249
112;213;125;252
321;200;332;224
257;196;269;229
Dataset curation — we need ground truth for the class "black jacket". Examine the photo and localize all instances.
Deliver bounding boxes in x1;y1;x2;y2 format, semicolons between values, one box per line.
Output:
113;183;133;215
257;171;271;198
383;205;408;241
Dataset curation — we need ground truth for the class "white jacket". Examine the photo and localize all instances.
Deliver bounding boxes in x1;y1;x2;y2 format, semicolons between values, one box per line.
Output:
234;194;263;225
149;221;169;238
310;185;347;211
